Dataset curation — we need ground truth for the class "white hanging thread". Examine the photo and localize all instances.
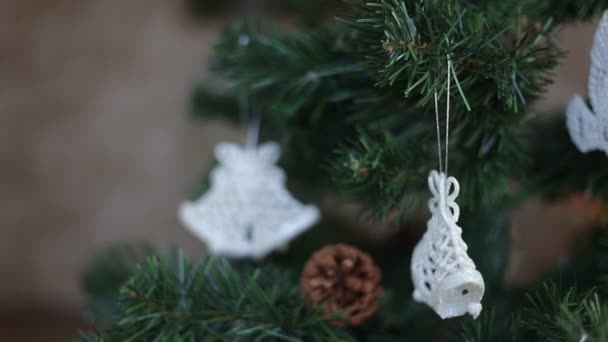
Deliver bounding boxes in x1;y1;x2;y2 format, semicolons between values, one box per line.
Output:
566;10;608;156
433;56;452;176
178;97;320;259
410;55;485;319
241;92;261;150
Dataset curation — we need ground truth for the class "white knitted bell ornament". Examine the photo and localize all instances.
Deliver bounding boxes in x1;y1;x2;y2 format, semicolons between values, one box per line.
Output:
179;141;320;259
410;171;484;319
411;55;485;319
567;11;608;156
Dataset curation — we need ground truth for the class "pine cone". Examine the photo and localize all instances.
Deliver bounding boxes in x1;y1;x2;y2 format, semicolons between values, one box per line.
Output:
300;244;383;326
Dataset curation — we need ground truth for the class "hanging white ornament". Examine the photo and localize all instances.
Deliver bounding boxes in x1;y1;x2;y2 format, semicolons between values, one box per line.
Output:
179;141;320;259
410;171;484;319
410;55;484;319
566;10;608;156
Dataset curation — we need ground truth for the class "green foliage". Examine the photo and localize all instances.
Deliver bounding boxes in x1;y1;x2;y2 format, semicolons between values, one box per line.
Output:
455;309;521;342
77;226;607;340
341;0;559;210
347;0;557;111
359;290;443;341
81;243;156;326
526;116;608;202
454;226;608;342
601;234;608;294
556;294;608;341
523;283;588;340
456;284;608;342
523;283;608;341
191;0;608;219
78;252;353;341
459;203;512;300
331;133;430;218
79;0;608;340
193;0;566;216
200;21;367;182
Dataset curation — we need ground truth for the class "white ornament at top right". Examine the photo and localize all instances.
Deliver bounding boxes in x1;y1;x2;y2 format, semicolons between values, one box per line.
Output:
567;10;608;156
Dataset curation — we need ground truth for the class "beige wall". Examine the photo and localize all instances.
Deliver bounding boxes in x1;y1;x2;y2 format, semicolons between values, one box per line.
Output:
0;1;241;315
0;0;599;319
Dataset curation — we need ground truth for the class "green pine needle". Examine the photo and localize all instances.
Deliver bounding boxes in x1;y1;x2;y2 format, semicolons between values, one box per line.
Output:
78;252;353;341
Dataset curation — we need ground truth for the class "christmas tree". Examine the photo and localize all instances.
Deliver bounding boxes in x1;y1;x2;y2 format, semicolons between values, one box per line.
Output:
78;1;608;340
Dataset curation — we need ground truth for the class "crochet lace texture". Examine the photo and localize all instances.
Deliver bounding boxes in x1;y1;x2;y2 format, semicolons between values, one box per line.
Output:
179;142;320;259
567;11;608;156
411;170;484;319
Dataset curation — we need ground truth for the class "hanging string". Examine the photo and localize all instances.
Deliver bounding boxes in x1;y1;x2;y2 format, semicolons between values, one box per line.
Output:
239;91;261;149
434;92;443;173
246;107;261;148
445;55;451;177
434;55;452;176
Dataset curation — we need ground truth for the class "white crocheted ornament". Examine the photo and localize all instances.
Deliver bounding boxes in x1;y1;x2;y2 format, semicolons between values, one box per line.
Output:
411;170;485;319
567;11;608;156
179;141;320;259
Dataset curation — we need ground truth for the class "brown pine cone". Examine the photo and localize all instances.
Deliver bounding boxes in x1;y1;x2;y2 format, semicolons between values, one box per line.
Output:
300;244;383;327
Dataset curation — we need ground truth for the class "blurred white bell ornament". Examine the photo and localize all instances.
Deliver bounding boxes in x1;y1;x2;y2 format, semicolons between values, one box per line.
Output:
567;10;608;155
179;141;320;259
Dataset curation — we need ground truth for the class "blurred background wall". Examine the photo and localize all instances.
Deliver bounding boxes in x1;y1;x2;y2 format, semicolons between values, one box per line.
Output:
0;0;599;339
0;1;238;338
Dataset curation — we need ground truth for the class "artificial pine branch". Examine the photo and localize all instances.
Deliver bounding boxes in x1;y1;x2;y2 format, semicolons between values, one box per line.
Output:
455;227;608;342
330;133;429;219
345;0;558;111
453;308;521;342
81;243;156;326
203;21;368;182
79;1;608;340
78;252;354;341
193;0;563;216
455;284;608;342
